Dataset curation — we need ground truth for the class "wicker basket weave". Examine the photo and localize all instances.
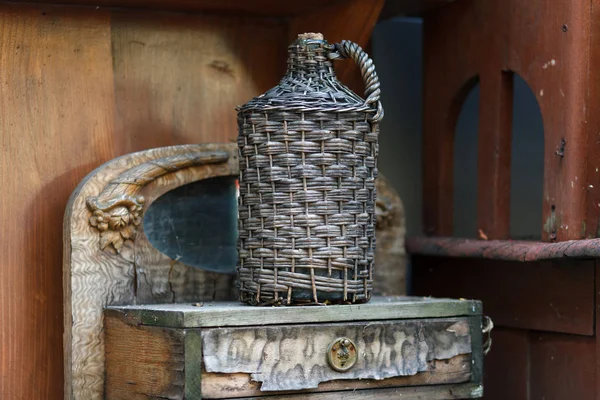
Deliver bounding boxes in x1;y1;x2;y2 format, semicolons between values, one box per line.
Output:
236;33;383;306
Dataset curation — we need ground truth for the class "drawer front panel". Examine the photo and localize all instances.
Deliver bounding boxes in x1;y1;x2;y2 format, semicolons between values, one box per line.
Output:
201;317;474;395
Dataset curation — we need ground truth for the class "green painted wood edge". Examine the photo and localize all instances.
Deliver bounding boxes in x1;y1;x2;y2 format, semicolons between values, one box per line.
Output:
105;308;186;327
184;329;203;400
106;297;483;328
234;382;485;399
468;315;484;397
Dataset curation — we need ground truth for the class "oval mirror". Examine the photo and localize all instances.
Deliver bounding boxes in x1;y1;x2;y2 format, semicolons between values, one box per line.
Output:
143;176;238;274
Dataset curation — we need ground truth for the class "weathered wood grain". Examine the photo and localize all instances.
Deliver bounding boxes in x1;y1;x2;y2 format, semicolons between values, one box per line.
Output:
104;310;185;400
104;307;479;399
0;5;115;400
110;11;285;151
201;354;471;398
234;383;484;400
108;296;482;328
86;150;230;254
64;144;237;400
202;319;472;391
0;4;284;399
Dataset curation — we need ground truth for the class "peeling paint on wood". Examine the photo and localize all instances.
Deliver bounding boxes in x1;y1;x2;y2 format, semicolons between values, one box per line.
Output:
201;319;472;391
201;354;472;398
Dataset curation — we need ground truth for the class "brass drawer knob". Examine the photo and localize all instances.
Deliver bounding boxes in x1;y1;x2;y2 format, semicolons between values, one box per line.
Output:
327;337;357;372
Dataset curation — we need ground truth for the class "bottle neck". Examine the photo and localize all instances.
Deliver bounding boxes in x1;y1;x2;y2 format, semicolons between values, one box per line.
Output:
285;39;337;80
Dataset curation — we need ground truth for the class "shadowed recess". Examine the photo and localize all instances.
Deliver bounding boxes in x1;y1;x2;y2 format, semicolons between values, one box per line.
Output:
510;73;544;240
453;81;480;238
143;176;238;273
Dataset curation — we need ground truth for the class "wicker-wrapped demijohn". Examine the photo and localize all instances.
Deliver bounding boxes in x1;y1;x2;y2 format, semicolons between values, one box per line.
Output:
236;32;383;306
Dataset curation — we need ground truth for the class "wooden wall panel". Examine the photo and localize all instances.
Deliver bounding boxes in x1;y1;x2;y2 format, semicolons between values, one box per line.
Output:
0;1;384;398
0;4;285;400
478;328;595;400
585;0;600;239
482;328;529;400
0;5;116;400
529;333;596;400
111;12;285;152
411;256;595;335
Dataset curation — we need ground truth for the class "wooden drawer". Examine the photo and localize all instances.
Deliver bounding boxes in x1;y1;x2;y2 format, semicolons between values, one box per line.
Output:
104;297;485;399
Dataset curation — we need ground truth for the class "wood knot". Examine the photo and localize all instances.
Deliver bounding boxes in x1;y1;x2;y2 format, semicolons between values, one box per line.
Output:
209;60;235;77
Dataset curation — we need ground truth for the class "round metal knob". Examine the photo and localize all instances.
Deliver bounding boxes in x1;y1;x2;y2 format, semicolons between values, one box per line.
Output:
327;337;358;372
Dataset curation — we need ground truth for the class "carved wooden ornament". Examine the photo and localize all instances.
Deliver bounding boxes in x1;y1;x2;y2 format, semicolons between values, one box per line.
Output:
63;144;239;400
86;150;229;255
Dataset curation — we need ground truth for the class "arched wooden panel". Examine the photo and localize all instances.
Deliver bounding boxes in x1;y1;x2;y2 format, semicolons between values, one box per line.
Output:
423;0;591;241
63;144;239;400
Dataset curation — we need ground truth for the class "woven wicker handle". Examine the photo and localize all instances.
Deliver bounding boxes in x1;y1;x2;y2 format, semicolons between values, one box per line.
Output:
330;40;384;122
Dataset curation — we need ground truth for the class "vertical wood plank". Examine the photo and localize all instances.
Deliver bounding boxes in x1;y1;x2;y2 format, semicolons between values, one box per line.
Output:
482;328;529;400
110;11;286;152
476;70;513;239
0;5;115;400
503;0;590;241
585;0;600;239
104;311;186;400
422;1;479;235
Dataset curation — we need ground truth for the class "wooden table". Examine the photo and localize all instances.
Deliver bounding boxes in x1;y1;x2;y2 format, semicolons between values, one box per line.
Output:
104;296;485;399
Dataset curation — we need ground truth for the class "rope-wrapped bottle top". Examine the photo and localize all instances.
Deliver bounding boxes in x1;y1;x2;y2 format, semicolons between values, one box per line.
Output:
237;32;378;116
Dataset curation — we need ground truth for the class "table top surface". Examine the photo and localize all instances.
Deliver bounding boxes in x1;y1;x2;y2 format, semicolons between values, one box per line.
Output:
106;296;482;328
